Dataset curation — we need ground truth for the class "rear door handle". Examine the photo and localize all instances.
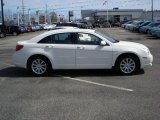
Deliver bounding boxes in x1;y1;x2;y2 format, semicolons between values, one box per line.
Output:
77;46;85;49
45;45;53;48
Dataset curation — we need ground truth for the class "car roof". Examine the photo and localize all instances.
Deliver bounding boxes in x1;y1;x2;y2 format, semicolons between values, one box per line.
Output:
29;28;95;43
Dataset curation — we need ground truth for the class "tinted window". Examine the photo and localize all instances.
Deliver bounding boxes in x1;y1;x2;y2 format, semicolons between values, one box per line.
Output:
38;36;52;44
38;33;77;44
77;33;102;45
53;33;77;44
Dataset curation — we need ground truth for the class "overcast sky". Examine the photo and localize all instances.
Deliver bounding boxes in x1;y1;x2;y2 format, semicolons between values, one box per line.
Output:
2;0;160;18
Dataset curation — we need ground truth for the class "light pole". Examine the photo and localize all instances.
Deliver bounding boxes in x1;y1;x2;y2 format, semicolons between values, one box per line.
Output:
17;6;20;26
151;0;154;21
45;4;47;24
1;0;5;25
28;8;31;25
37;10;39;24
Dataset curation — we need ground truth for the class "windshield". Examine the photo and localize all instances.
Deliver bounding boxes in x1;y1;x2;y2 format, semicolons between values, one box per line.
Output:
96;31;119;43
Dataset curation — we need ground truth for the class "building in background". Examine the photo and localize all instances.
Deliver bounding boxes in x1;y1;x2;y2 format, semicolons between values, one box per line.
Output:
81;9;160;23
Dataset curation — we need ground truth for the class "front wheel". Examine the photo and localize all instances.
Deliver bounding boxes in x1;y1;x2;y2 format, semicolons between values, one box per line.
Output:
28;57;51;76
116;55;140;75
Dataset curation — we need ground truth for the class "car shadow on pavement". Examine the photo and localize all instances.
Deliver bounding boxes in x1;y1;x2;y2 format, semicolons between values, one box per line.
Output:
0;67;145;78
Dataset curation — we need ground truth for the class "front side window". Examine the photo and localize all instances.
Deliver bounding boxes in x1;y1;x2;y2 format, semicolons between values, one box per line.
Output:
77;33;102;45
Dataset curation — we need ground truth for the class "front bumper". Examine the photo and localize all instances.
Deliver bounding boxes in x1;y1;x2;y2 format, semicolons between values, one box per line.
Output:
141;54;153;68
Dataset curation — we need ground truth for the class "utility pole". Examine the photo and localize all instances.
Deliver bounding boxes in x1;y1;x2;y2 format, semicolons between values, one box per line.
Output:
22;0;25;16
45;4;47;24
17;6;20;26
1;0;5;25
28;8;31;25
37;10;39;24
151;0;154;21
22;0;25;24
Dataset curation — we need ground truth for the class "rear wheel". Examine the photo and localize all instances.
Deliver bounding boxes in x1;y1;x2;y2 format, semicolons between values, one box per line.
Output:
28;56;51;76
116;55;140;75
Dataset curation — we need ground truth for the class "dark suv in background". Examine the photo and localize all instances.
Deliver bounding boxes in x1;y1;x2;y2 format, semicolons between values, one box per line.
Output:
6;26;21;35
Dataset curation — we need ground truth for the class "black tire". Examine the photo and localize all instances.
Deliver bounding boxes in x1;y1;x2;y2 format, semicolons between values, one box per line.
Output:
115;55;140;75
27;56;51;76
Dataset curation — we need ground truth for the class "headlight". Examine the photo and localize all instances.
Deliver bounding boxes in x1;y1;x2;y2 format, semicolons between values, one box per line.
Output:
141;48;150;55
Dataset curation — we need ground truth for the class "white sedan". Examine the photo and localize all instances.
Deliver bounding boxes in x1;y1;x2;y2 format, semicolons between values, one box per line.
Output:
12;29;153;76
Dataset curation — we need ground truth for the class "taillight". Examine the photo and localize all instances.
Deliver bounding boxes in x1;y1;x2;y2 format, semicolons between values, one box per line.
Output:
16;45;24;51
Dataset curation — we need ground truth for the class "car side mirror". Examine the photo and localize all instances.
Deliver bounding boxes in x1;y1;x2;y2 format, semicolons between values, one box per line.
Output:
100;41;106;46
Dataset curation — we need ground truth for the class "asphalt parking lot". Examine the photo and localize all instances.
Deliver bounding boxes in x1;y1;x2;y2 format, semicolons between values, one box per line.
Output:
0;28;160;120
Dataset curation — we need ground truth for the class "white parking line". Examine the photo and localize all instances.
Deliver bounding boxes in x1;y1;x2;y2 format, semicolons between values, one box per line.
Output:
2;63;15;67
55;74;134;92
0;63;133;92
0;63;15;70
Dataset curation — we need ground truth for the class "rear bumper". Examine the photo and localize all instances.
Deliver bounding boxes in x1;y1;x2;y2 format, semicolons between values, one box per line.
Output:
12;53;27;69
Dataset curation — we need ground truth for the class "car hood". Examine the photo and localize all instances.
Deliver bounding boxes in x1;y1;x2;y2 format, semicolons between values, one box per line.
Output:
114;41;147;49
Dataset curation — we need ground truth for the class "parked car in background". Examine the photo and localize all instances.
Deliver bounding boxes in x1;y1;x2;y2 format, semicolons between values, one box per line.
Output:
80;22;93;29
121;21;132;28
152;29;160;38
139;22;160;33
12;28;153;76
56;22;86;29
25;25;32;32
133;21;151;32
147;25;160;35
120;20;130;26
125;21;140;30
53;26;78;30
43;24;56;30
20;25;26;33
6;25;21;36
31;25;36;32
77;23;88;29
128;21;144;31
0;25;6;38
34;25;41;31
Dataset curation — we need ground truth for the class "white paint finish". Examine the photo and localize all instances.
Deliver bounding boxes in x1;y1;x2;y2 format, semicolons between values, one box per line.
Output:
12;28;153;71
50;44;76;69
76;45;113;68
55;74;134;92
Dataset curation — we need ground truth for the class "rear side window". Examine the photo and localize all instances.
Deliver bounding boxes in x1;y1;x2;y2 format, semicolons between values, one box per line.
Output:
38;36;52;44
38;33;77;44
53;33;77;44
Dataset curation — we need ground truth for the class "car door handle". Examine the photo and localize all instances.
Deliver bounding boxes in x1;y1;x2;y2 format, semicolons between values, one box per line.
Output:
45;45;53;48
77;46;85;49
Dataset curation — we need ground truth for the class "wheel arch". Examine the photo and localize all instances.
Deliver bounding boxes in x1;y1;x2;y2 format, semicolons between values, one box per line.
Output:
27;54;53;69
114;52;141;69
